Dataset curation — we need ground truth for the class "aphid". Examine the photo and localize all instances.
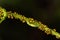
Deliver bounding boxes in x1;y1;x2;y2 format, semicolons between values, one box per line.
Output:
26;18;40;27
0;7;7;23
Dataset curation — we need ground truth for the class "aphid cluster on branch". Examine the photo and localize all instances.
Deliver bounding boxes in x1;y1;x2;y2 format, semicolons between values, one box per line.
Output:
0;6;60;39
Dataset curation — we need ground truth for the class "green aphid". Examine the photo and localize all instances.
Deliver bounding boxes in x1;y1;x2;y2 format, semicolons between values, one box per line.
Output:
0;7;7;23
26;18;40;27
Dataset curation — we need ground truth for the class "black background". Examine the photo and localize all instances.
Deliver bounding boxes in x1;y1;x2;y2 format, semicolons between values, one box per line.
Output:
0;0;60;40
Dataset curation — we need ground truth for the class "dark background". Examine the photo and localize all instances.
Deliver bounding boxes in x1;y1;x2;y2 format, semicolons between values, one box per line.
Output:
0;0;60;40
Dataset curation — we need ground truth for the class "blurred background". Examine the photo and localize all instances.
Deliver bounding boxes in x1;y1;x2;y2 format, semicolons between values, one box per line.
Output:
0;0;60;40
